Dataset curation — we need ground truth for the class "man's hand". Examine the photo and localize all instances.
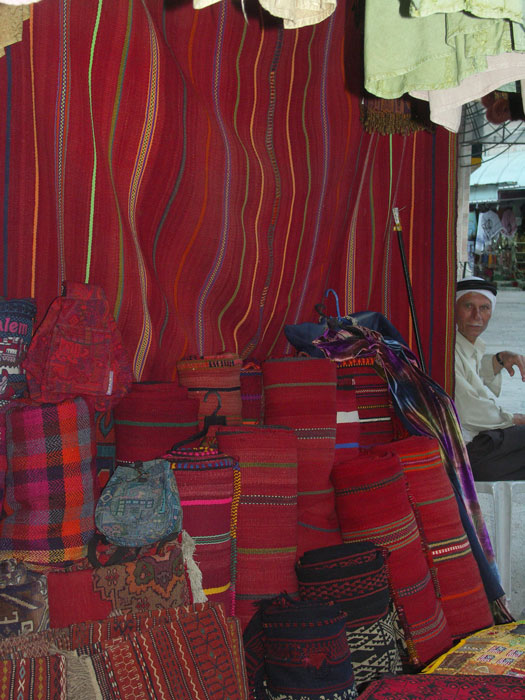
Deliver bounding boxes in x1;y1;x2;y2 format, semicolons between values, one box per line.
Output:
493;351;525;381
513;413;525;425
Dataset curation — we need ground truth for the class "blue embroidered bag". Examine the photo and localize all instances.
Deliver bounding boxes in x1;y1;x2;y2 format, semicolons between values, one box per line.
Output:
95;458;182;548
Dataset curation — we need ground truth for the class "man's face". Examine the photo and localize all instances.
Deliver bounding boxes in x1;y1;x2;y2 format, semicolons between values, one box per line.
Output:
455;291;492;343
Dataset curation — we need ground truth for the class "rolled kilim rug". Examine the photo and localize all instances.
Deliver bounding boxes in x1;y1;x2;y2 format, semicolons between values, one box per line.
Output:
217;425;299;630
114;381;200;462
243;593;358;700
165;446;240;616
374;436;493;640
176;354;243;440
296;542;402;690
262;356;342;558
332;448;452;668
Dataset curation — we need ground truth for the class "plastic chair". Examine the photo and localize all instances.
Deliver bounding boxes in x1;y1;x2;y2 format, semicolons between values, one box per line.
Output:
475;480;525;605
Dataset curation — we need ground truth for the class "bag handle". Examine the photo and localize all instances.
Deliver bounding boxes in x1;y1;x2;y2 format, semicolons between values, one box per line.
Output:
87;531;141;568
165;389;226;453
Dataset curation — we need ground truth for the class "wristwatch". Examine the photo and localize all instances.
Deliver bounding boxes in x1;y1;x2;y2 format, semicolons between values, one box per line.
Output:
495;352;504;367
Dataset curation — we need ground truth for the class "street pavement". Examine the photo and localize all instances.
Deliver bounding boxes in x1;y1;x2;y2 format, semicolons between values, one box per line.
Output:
470;287;525;619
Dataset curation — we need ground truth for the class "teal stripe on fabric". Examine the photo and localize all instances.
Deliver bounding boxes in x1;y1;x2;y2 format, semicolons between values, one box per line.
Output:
294;12;335;324
196;0;231;355
2;47;11;298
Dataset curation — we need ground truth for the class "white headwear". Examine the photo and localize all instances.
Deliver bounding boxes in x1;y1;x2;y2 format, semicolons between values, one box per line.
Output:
456;276;497;310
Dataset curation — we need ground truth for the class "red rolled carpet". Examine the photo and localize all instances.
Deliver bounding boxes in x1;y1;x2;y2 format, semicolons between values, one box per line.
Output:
332;447;453;667
262;356;342;557
166;447;240;616
374;436;493;639
217;425;298;630
114;381;200;461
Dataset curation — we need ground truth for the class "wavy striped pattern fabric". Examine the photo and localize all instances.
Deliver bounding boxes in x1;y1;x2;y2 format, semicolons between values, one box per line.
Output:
217;424;298;630
375;436;493;640
332;448;453;668
0;0;457;395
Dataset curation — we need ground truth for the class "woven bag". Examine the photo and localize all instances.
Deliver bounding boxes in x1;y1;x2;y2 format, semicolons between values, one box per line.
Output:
0;397;98;565
95;459;182;548
164;445;240;616
22;281;132;411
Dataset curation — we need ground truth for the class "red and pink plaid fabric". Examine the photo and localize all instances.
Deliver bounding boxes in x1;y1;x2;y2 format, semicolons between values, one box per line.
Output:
0;397;98;565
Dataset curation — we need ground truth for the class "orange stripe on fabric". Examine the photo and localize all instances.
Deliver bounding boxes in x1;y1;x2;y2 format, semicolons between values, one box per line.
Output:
232;24;266;351
441;583;484;602
29;6;39;299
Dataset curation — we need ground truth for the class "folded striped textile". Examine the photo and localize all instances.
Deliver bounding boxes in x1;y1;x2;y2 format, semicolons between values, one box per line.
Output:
262;356;342;557
0;654;66;700
332;448;453;667
314;326;497;582
114;381;200;461
336;359;400;448
176;354;243;440
0;602;249;700
166;446;240;615
357;673;525;699
217;425;298;630
89;602;247;700
296;542;402;689
243;593;358;700
0;397;98;565
93;409;116;489
375;436;493;639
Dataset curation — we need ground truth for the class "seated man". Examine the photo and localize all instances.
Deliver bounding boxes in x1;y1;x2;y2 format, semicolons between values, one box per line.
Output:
454;276;525;481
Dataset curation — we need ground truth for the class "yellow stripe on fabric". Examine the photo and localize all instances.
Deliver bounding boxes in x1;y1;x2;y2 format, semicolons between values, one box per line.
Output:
56;0;70;286
84;0;103;284
231;22;265;353
130;2;160;379
110;0;133;322
204;582;231;595
265;28;312;356
345;135;375;313
29;6;39;299
237;546;296;555
219;22;249;355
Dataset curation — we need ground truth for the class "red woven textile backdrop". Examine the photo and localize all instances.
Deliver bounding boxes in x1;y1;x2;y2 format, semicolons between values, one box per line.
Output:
0;0;457;393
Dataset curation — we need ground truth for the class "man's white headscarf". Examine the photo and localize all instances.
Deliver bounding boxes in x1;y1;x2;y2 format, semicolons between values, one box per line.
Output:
456;276;497;310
